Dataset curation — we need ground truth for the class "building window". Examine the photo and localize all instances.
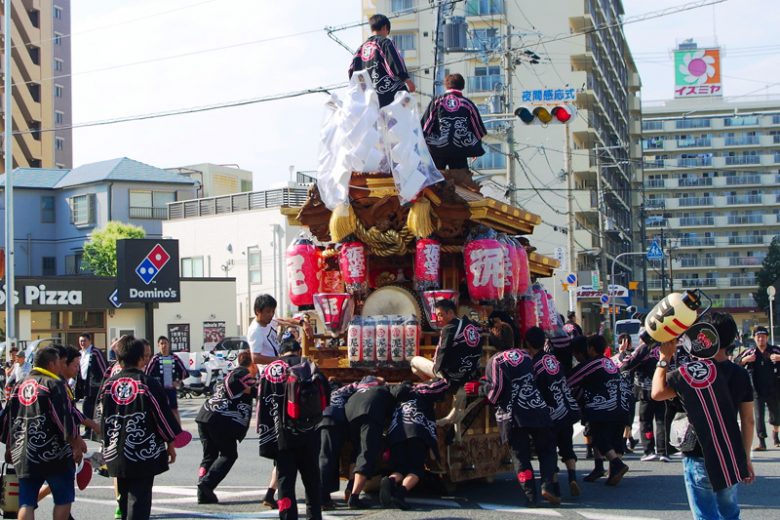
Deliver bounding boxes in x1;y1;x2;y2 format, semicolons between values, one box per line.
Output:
54;5;63;19
41;195;56;223
69;194;95;227
248;247;262;284
240;179;252;192
55;111;64;125
391;33;416;53
181;257;204;277
65;252;84;275
466;0;504;16
55;84;64;98
391;0;414;12
55;137;65;151
42;257;56;276
54;32;63;45
471;145;506;170
129;190;175;219
54;58;64;72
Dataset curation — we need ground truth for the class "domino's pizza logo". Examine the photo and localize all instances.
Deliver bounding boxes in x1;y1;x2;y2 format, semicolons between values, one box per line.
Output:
135;244;171;285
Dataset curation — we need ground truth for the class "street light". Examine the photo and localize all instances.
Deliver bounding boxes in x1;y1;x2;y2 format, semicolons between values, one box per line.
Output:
768;286;776;345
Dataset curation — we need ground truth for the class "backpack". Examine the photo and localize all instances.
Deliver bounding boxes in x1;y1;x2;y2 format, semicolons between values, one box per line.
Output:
283;360;326;432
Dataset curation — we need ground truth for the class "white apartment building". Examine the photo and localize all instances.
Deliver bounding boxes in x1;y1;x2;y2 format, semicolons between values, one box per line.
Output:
364;0;642;327
641;97;780;331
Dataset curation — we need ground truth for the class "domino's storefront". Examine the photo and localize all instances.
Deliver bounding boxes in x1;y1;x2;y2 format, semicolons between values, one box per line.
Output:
1;276;236;355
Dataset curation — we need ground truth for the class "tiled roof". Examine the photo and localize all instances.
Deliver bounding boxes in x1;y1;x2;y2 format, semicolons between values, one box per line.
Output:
54;157;196;188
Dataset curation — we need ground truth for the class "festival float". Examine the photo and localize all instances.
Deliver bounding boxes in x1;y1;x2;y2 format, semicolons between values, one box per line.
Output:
279;71;561;488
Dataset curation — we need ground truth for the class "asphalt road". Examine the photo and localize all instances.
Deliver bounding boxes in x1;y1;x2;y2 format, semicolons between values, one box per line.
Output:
30;397;780;520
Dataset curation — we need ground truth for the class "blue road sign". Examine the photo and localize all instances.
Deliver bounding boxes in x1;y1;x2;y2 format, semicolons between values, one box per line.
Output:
566;273;577;284
600;294;610;304
646;240;664;261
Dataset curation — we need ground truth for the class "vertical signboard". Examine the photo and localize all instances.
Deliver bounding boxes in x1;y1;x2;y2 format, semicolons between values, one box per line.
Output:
674;48;722;98
167;323;191;353
203;321;226;350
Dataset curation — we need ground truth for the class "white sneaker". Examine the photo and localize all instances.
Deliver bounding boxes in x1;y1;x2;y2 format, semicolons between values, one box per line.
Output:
658;455;671;463
641;453;658;462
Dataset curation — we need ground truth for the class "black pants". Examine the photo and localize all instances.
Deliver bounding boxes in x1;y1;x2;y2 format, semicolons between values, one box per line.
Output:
510;426;557;486
198;423;239;490
639;398;666;455
754;391;780;439
349;417;383;477
431;153;469;170
589;421;625;456
117;475;154;520
319;423;347;498
554;422;577;463
664;398;683;454
277;434;322;520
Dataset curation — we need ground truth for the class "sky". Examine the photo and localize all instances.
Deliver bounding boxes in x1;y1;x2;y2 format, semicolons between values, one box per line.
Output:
69;0;780;190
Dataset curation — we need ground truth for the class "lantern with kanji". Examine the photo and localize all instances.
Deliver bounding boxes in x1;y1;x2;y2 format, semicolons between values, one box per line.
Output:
518;294;538;338
319;244;344;293
339;241;369;296
498;234;518;301
531;284;559;335
421;289;458;329
512;238;531;296
414;238;441;291
464;230;504;303
313;293;355;336
285;236;319;308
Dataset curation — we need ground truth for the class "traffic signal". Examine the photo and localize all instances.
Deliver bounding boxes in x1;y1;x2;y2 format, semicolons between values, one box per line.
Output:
514;104;576;125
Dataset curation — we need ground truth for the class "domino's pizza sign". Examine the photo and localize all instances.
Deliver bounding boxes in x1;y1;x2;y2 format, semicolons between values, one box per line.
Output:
117;239;181;303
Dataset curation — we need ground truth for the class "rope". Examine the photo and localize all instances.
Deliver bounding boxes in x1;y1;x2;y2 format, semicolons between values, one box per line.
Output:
354;219;416;256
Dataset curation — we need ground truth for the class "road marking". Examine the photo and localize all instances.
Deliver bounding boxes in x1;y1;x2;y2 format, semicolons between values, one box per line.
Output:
480;503;563;516
578;512;661;520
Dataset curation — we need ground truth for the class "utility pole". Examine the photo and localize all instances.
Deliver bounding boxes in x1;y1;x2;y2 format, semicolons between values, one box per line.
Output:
640;205;648;308
503;23;516;206
432;0;453;97
596;152;609;322
4;0;16;358
660;227;667;298
565;127;576;313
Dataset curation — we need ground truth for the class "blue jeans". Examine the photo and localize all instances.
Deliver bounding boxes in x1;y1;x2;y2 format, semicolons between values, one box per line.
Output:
683;456;740;520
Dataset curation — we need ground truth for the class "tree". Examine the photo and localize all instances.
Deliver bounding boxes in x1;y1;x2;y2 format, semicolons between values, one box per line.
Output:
754;236;780;315
82;221;145;276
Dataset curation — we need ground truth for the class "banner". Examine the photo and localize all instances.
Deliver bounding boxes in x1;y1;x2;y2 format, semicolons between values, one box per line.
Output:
167;323;190;353
203;321;226;350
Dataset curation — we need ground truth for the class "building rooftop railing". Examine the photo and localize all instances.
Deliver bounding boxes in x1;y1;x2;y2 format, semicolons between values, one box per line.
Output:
168;187;309;220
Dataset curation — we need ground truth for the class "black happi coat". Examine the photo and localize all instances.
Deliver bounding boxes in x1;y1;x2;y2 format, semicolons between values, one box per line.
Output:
668;359;750;491
196;366;257;441
531;351;581;426
620;342;660;394
387;378;450;452
486;349;552;442
546;335;575;374
99;367;182;478
735;345;780;398
567;356;632;423
344;377;395;425
433;317;484;387
145;353;189;389
320;382;358;428
348;35;410;107
1;370;78;478
421;90;487;158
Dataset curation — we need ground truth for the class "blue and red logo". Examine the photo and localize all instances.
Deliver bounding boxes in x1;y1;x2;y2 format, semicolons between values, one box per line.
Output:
135;244;171;285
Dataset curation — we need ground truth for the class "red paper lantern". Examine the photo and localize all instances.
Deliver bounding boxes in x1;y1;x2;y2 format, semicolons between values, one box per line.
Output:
421;289;458;330
532;284;555;333
414;238;441;291
513;240;531;296
518;296;538;338
464;238;505;302
339;241;369;296
286;237;319;307
313;293;354;335
499;236;516;300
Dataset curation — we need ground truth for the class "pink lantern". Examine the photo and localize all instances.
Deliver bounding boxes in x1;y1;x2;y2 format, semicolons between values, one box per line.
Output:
532;284;555;333
414;238;441;291
286;237;319;308
464;237;505;302
421;289;458;330
499;235;516;300
518;296;538;338
513;240;531;296
339;241;369;296
313;293;354;335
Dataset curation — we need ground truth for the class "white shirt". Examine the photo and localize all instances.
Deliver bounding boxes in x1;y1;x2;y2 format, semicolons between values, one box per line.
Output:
80;345;93;379
247;319;279;357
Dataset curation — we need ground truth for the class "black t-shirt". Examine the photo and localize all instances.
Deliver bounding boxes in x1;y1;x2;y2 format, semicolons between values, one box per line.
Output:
735;346;780;397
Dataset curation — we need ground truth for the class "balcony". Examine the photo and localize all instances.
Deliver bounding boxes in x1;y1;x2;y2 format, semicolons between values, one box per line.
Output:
129;207;168;220
725;174;762;185
678;257;716;268
678;177;712;187
727;195;762;205
468;75;502;92
679;278;718;288
678;196;713;207
728;235;765;246
678;157;712;168
645;178;665;188
721;297;754;309
725;136;759;146
727;215;763;225
676;118;710;129
724;116;759;127
677;137;711;148
679;237;716;247
644;160;665;169
728;256;764;267
168;187;309;219
725;155;761;165
679;217;715;227
645;199;665;209
729;277;757;287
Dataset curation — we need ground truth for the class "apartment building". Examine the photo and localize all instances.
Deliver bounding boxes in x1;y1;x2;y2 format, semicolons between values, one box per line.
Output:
363;0;642;326
1;0;72;171
641;97;780;329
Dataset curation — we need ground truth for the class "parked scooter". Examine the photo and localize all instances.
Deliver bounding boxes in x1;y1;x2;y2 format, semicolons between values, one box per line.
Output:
178;352;224;398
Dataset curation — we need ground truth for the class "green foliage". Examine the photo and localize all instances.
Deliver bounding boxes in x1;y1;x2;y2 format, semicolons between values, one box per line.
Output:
754;236;780;315
82;221;146;276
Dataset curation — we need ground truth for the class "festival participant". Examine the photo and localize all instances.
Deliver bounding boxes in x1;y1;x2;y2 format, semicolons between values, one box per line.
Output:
652;312;755;520
612;333;638;453
421;73;487;170
99;338;184;520
5;346;31;391
380;378;450;510
619;335;669;461
248;294;301;366
196;350;258;504
344;375;395;509
524;327;582;498
735;325;780;450
485;346;558;506
2;346;84;520
318;380;358;510
75;333;107;433
348;14;415;107
487;310;517;351
145;335;189;423
564;312;584;337
568;335;631;486
257;339;327;520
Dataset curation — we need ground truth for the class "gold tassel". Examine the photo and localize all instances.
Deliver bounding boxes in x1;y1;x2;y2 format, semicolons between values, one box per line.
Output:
329;202;357;242
406;197;436;238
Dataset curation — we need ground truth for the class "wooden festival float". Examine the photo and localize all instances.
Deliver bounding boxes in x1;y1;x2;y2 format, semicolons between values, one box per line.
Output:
279;167;560;489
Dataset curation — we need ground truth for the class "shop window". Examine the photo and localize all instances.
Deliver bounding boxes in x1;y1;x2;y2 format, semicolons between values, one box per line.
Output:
42;257;56;276
69;194;95;227
31;311;63;331
248;247;262;284
181;256;204;277
41;196;56;223
69;311;105;329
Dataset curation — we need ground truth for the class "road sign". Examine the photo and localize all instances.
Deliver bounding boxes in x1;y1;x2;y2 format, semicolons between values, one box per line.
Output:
591;270;600;289
768;286;776;298
600;294;610;304
647;240;664;261
553;247;567;268
566;273;577;285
